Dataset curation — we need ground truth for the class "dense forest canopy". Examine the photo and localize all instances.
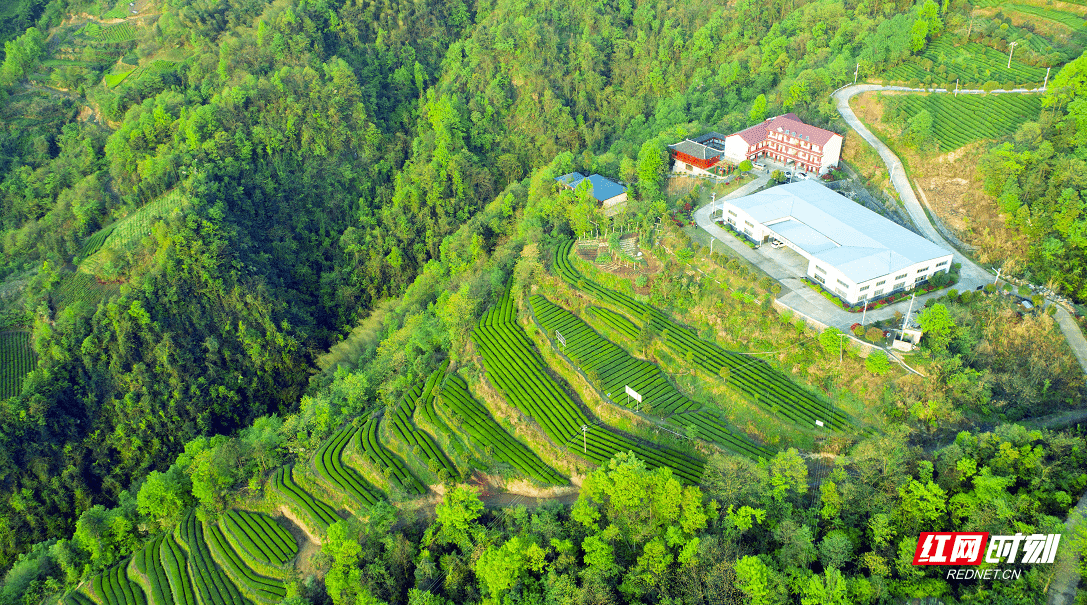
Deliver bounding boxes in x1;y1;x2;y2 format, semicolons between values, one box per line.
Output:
0;0;1086;599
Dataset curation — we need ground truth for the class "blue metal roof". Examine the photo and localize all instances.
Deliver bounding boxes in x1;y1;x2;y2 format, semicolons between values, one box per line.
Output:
555;173;626;203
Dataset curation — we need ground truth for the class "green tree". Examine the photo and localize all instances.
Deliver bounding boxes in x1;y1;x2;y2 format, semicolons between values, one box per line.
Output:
865;352;891;375
637;139;667;200
916;303;957;352
739;160;753;172
750;94;768;123
735;555;781;605
434;485;483;548
136;466;193;529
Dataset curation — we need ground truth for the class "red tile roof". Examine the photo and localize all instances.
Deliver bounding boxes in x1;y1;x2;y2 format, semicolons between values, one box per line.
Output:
728;114;840;147
765;114;838;146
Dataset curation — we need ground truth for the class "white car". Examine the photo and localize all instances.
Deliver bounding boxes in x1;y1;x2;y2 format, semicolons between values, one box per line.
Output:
770;239;785;249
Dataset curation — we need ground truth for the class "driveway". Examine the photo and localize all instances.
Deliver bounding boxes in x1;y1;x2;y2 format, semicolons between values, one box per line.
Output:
693;175;986;332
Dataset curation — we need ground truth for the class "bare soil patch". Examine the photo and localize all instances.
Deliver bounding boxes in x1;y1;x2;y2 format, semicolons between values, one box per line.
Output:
850;91;1029;266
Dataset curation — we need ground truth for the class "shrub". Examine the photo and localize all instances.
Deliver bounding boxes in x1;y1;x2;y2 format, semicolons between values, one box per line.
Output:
959;291;974;304
866;352;891;375
635;275;648;288
1031;294;1044;307
946;289;958;301
924;298;936;308
852;324;865;337
1047;305;1057;316
1018;285;1031;297
984;284;996;293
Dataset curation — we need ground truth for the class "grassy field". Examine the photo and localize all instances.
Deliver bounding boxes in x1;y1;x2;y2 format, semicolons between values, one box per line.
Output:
884;92;1043;150
0;332;35;399
881;37;1048;86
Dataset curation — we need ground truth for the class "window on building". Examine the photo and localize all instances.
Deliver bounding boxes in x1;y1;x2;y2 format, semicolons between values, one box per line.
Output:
895;273;907;280
876;280;886;286
834;287;846;296
915;275;927;283
744;220;753;227
874;289;884;296
859;285;869;292
814;274;825;284
685;164;692;171
815;265;826;274
728;210;736;216
894;282;904;290
836;278;848;287
916;267;929;273
936;260;948;267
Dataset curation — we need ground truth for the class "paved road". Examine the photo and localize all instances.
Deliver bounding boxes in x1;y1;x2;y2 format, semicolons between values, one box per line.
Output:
835;85;1087;604
694;174;986;332
834;85;1087;371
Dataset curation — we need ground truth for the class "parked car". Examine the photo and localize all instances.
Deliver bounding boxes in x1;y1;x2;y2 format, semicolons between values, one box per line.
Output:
770;239;785;249
797;172;810;180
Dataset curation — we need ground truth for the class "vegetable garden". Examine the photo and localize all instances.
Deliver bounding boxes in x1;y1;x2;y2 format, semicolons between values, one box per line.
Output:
314;426;382;506
0;331;35;399
270;465;338;531
885;92;1042;149
471;288;705;483
553;239;853;431
437;373;566;484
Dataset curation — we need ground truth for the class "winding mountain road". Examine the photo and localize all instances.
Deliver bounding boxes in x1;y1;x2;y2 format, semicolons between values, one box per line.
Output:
834;84;1087;604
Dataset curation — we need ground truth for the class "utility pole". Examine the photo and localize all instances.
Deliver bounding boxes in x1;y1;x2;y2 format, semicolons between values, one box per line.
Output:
861;299;868;326
580;425;588;453
954;79;959;96
902;293;917;333
854;63;859;85
839;333;846;364
1007;41;1018;69
1043;67;1051;92
994;266;1003;286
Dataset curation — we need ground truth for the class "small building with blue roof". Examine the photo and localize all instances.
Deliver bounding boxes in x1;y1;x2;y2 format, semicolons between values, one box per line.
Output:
555;172;628;213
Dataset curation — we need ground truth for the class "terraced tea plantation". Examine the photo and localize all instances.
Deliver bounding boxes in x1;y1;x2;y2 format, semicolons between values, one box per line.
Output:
0;331;35;399
532;295;700;415
388;366;462;481
554;239;853;432
52;271;119;311
471;288;705;483
314;425;383;506
272;465;338;531
885;92;1042;149
881;37;1047;86
80;190;189;273
532;296;771;459
357;416;427;495
1007;4;1087;32
437;373;567;484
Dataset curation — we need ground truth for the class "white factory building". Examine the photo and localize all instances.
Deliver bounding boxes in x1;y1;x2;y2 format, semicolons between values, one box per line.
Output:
720;181;953;305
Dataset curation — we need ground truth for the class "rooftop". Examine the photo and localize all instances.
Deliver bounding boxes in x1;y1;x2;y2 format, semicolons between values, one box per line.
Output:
729;114;840;147
555;172;627;203
728;181;951;283
668;139;721;160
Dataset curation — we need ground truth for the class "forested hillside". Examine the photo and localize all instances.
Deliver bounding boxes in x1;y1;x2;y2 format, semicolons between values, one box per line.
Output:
1;0;1084;585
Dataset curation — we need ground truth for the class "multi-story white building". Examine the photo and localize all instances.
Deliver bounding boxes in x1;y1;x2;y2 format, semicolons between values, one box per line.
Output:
722;113;843;175
720;181;953;305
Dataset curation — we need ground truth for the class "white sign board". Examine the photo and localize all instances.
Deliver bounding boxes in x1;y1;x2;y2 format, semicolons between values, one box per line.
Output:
624;385;642;403
815;420;825;427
